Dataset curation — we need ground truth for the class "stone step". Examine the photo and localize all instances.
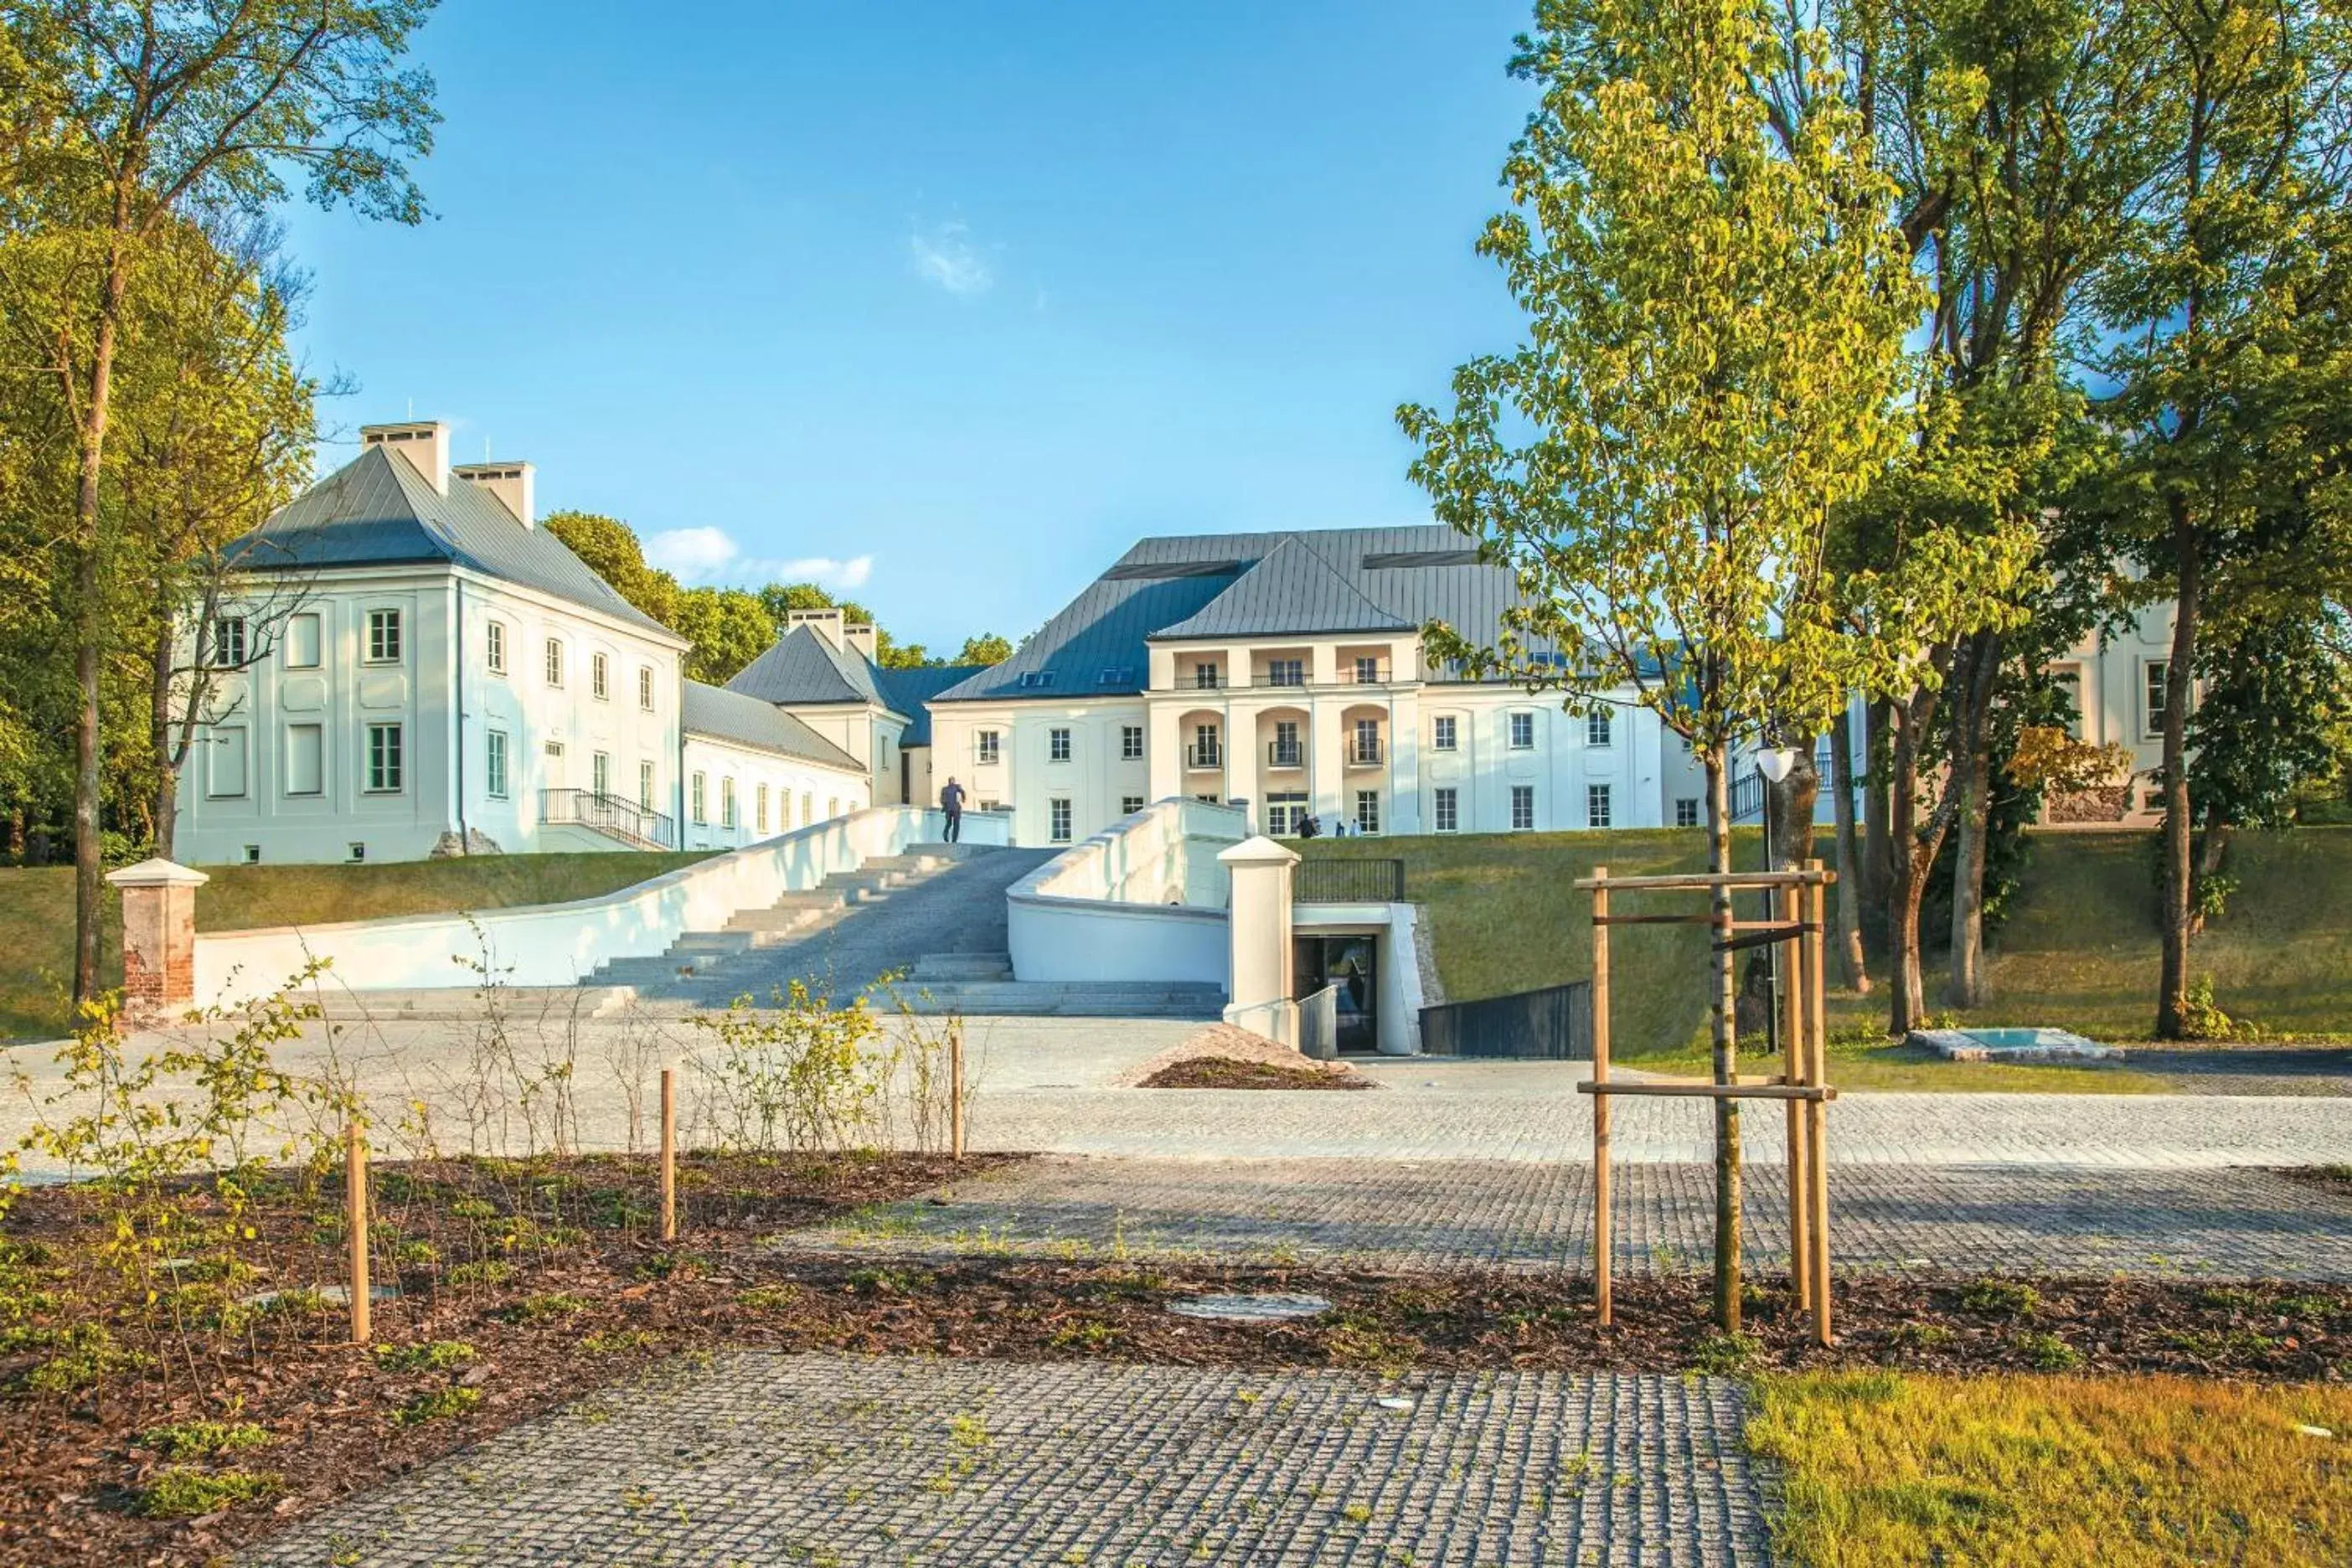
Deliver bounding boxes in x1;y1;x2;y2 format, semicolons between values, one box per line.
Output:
909;952;1016;980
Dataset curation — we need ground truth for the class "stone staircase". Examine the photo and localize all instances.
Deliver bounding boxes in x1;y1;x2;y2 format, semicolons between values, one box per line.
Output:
591;843;1225;1019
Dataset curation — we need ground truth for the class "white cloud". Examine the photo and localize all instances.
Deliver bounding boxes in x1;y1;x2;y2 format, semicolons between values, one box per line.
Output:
909;219;994;296
644;525;874;592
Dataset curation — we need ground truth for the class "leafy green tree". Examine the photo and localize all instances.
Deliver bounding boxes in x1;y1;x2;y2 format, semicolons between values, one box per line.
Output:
542;510;680;627
956;632;1014;667
2079;0;2351;1037
3;0;437;1003
1400;0;1937;1330
673;586;775;685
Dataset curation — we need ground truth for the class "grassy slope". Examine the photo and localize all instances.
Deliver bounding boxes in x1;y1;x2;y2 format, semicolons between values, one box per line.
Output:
1302;825;2352;1073
0;853;708;1041
1750;1371;2352;1567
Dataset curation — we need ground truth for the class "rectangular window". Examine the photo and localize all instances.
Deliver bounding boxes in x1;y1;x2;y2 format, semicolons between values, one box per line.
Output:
1050;797;1073;843
366;608;402;663
801;792;813;826
206;725;249;797
2052;668;2083;740
591;652;609;700
1675;797;1700;829
1271;720;1302;768
365;723;404;792
1587;709;1613;747
1433;787;1459;833
1263;792;1308;836
1121;725;1144;761
1509;711;1535;750
1050;727;1072;762
638;666;655;710
486;621;507;674
721;777;736;828
2143;660;2169;739
285;724;323;797
1194;662;1220;689
1352;717;1380;765
1122;795;1145;816
210;615;247;668
690;771;706;823
592;750;611;798
1354;790;1380;834
1511;784;1535;830
1354;656;1380;684
1433;715;1457;752
485;730;509;799
1268;658;1305;687
1192;723;1220;767
544;637;564;687
284;612;321;669
1587;783;1612;829
827;797;839;819
977;730;1001;765
756;785;770;833
638;759;656;811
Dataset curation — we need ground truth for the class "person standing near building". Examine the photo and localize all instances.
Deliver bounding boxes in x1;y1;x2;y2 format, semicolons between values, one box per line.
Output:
939;776;966;843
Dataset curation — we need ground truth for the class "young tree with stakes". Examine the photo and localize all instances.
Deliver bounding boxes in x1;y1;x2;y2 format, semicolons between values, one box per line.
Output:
1400;0;1947;1330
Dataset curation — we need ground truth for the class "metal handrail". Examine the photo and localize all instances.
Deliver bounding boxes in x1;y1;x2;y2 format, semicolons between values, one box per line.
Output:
1347;739;1383;766
1292;858;1406;903
1186;743;1223;769
1266;741;1304;768
540;787;677;849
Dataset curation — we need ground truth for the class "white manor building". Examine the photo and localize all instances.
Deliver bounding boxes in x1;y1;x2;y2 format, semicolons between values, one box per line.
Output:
175;420;2180;865
175;421;872;866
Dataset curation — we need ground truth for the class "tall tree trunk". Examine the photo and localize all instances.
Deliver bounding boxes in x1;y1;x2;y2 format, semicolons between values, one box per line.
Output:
1885;690;1955;1037
2156;508;2202;1039
71;231;132;1007
1705;752;1742;1333
1767;738;1819;869
1859;699;1893;959
1947;632;2002;1008
150;625;179;862
1828;712;1870;993
2190;811;2231;938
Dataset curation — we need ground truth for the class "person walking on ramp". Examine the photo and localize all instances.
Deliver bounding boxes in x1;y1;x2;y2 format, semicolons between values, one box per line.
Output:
939;776;966;843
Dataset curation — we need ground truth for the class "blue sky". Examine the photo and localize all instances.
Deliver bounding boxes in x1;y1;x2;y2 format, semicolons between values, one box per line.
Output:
280;1;1538;652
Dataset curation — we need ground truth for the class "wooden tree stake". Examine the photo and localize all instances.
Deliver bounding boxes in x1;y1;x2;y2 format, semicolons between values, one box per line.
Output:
1781;880;1813;1311
1806;859;1833;1345
950;1021;966;1162
345;1122;370;1345
659;1066;678;1243
1591;864;1612;1328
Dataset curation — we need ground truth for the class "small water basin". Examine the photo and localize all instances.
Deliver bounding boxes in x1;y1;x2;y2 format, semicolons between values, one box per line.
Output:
1908;1026;2122;1063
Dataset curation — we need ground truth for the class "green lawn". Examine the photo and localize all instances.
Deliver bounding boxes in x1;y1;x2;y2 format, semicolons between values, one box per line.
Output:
0;852;708;1041
1301;824;2352;1066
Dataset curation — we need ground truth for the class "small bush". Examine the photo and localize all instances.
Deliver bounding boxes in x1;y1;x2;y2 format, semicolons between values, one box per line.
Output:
449;1197;498;1220
1889;1323;1955;1352
392;1240;440;1269
580;1328;658;1354
448;1259;514;1287
140;1467;281;1518
23;1325;147;1393
392;1386;483;1425
142;1420;271;1461
2014;1331;2082;1371
505;1292;591;1324
1959;1280;2041;1319
1691;1331;1761;1375
846;1266;931;1297
373;1340;477;1374
735;1284;804;1312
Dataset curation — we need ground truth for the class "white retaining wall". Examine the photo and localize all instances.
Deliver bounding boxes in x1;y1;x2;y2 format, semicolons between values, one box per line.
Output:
193;807;1009;1007
1004;798;1245;986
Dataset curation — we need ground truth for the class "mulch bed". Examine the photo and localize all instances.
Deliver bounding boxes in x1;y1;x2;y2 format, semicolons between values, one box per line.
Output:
3;1151;2347;1567
1137;1056;1375;1091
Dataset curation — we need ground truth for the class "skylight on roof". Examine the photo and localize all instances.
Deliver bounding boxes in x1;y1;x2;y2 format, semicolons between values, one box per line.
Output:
1017;670;1057;689
1100;560;1246;581
1361;549;1486;570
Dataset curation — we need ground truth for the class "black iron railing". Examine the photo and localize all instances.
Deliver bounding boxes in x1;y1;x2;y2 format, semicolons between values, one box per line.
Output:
1292;857;1405;903
541;787;676;849
1729;771;1764;823
1420;981;1592;1060
1266;741;1304;768
1187;742;1223;770
1348;738;1383;766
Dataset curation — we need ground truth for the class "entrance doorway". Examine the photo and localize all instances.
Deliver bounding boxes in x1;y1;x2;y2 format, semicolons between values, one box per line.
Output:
1295;935;1379;1054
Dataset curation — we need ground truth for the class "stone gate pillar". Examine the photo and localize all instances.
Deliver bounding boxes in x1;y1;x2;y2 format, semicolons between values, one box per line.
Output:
1218;834;1299;1045
106;858;209;1021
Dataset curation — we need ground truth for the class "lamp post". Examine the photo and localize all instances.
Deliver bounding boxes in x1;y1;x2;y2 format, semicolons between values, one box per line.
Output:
1754;745;1799;1056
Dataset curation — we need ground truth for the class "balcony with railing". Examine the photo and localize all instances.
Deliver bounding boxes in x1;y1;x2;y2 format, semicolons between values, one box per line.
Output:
1185;740;1224;771
541;787;677;849
1346;736;1383;767
1266;740;1305;770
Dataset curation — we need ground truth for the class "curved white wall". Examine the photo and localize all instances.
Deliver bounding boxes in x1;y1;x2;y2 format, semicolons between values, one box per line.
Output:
1004;797;1244;986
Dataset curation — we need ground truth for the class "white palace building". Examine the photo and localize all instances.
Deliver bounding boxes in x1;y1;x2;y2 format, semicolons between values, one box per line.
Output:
175;418;2179;865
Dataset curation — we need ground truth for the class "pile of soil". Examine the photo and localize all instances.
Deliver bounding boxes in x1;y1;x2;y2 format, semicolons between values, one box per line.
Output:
1139;1057;1375;1091
1119;1023;1374;1090
5;1150;2346;1567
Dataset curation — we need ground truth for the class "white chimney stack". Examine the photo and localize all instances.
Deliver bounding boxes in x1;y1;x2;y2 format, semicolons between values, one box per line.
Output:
453;460;537;527
841;621;878;665
360;419;449;494
788;606;846;652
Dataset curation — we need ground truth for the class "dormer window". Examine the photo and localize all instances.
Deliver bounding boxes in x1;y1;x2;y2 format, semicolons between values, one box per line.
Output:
1097;666;1135;687
1017;670;1056;689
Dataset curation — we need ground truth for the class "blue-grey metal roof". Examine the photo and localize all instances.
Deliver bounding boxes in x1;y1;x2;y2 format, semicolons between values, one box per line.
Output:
931;525;1560;703
873;663;988;745
724;624;889;708
227;446;676;638
681;680;865;772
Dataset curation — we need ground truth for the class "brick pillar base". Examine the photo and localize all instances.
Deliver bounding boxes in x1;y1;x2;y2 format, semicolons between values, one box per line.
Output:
106;857;209;1023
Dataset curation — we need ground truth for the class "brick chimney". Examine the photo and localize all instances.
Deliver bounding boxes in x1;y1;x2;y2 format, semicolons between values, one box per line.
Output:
453;461;536;527
361;420;449;493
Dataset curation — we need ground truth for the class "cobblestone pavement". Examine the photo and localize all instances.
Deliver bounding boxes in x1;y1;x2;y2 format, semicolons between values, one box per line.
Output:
791;1156;2352;1282
244;1354;1772;1568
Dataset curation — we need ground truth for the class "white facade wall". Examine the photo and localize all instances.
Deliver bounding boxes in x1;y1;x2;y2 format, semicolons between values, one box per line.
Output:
678;732;870;853
2045;600;2179;825
177;567;689;866
928;699;1151;848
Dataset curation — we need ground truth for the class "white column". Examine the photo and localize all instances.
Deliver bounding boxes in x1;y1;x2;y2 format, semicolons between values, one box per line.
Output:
1309;694;1345;824
1219;834;1299;1045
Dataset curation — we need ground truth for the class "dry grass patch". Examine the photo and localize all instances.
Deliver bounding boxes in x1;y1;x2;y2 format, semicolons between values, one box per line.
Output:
1750;1371;2352;1566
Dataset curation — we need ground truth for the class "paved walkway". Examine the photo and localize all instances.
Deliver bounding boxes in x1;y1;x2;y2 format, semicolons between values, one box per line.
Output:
792;1155;2352;1282
243;1354;1772;1567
